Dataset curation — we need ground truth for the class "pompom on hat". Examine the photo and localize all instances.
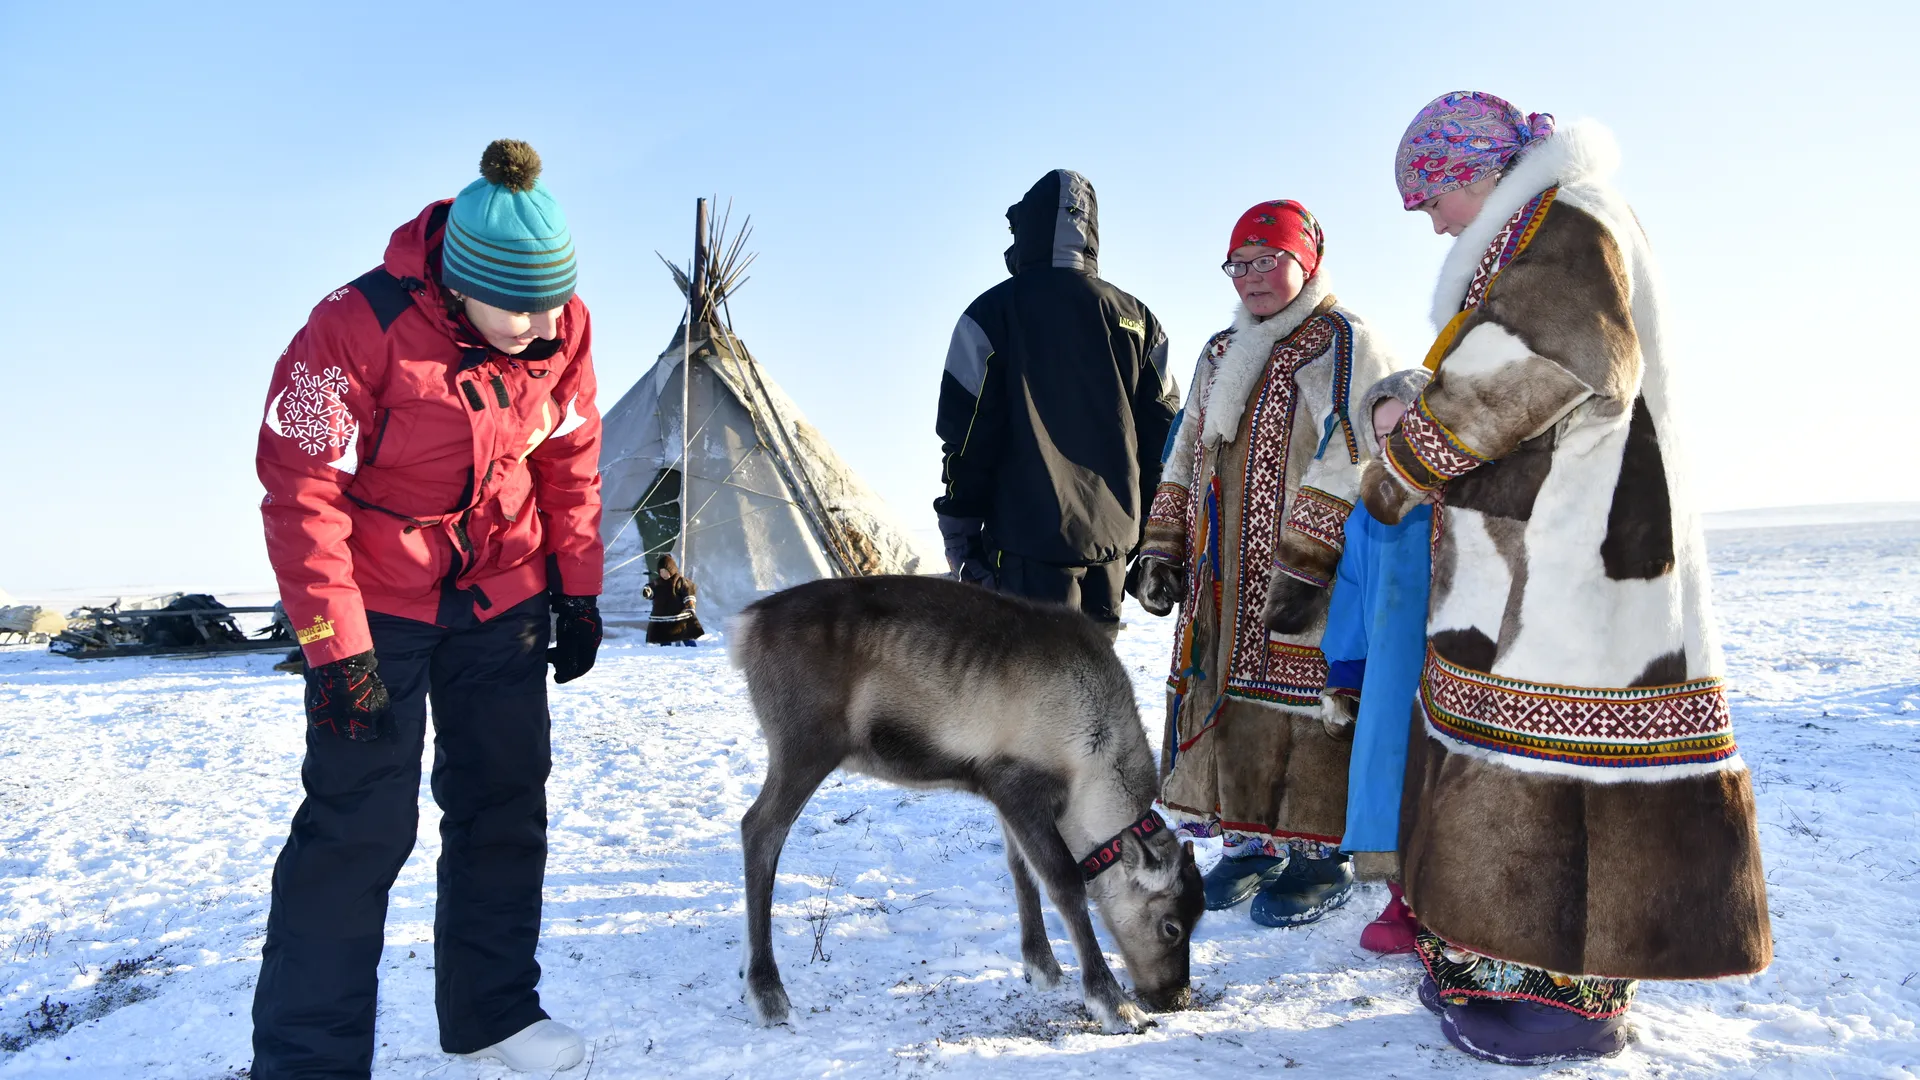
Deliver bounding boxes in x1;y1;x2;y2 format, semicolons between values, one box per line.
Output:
440;139;578;312
1395;92;1554;211
1227;199;1324;277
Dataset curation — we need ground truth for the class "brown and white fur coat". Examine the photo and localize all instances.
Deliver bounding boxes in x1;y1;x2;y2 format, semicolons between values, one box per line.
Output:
1363;120;1770;980
1143;272;1396;847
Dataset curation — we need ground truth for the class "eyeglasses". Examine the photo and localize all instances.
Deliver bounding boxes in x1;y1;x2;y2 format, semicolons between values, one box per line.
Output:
1221;253;1293;278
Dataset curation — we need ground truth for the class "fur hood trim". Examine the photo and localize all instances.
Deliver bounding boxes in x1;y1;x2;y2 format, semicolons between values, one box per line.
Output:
1430;119;1623;329
1203;271;1334;446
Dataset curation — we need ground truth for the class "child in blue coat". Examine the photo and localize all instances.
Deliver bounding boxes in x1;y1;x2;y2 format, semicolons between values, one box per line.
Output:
1320;369;1432;954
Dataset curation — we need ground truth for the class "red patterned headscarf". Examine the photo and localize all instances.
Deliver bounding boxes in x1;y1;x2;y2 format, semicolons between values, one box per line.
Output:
1227;200;1323;277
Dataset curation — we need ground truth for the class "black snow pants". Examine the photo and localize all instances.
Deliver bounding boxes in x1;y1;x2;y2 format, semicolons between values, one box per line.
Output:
251;593;552;1079
993;550;1125;640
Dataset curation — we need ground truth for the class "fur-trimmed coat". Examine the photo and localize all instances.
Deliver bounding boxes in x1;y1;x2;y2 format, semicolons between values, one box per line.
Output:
1363;121;1770;980
1145;274;1396;845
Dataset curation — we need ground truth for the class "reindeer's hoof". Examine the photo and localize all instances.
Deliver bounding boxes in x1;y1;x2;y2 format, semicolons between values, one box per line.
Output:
747;977;791;1027
1023;953;1063;991
1088;996;1154;1034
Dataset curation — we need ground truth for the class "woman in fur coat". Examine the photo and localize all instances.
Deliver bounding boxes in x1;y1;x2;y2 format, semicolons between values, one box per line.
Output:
642;554;703;646
1366;91;1770;1065
1130;200;1395;928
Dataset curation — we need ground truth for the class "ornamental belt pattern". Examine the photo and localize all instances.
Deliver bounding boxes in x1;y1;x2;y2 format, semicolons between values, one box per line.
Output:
1420;648;1738;770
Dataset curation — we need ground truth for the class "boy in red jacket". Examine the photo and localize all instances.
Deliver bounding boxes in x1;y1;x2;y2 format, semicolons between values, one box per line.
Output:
252;140;602;1076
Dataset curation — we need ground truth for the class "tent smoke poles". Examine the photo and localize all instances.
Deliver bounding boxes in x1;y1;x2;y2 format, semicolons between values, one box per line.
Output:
677;198;710;576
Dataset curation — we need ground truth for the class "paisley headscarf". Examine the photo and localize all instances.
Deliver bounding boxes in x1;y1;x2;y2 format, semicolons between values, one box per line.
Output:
1227;199;1324;277
1395;91;1555;210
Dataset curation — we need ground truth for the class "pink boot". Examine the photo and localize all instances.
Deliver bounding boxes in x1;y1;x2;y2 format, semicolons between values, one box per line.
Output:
1359;882;1418;954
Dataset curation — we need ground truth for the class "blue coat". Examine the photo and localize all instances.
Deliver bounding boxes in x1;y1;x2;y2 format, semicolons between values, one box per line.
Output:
1320;501;1432;854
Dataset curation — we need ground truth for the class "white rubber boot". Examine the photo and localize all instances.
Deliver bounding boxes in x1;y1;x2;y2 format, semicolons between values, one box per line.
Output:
464;1019;585;1072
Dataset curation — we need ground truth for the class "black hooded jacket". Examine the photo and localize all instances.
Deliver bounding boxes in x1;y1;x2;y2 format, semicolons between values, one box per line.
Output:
934;170;1179;566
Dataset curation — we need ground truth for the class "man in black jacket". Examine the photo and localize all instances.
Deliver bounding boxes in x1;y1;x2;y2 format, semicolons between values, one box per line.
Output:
934;169;1179;637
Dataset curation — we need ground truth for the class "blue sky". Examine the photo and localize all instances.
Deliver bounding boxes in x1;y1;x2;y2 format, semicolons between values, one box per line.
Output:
2;1;1913;593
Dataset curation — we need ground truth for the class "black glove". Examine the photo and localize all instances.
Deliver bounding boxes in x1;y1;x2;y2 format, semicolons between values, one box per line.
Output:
938;514;997;588
305;651;390;742
549;593;603;684
1126;555;1185;617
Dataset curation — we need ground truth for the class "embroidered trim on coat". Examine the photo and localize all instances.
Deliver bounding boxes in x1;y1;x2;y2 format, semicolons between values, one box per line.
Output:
1167;314;1351;714
1283;486;1353;554
1221;317;1335;706
1140;481;1190;563
1466;187;1557;310
1421;648;1737;769
1393;397;1489;489
1225;640;1329;710
1422;187;1560;371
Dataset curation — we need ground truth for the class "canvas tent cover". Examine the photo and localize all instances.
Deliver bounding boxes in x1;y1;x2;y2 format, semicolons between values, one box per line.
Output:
598;322;941;624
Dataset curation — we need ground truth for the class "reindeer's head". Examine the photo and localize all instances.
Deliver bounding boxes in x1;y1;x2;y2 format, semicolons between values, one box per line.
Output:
1091;824;1205;1012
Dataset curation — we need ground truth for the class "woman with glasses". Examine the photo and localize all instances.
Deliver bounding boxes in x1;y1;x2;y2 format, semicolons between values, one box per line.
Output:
1130;200;1397;930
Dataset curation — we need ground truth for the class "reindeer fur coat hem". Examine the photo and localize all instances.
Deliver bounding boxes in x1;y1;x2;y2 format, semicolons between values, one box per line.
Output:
1363;120;1771;980
1148;271;1396;845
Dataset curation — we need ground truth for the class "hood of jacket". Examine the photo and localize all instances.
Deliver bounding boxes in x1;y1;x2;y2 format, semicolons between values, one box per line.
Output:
1004;169;1099;275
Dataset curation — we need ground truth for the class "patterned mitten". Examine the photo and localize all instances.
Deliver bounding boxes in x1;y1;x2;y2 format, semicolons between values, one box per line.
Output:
304;651;390;742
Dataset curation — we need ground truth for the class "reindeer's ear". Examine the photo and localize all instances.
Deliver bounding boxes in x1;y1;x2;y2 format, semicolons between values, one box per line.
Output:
1118;828;1162;874
1121;827;1180;883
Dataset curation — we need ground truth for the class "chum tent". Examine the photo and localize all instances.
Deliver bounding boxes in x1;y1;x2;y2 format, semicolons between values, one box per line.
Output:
597;201;941;625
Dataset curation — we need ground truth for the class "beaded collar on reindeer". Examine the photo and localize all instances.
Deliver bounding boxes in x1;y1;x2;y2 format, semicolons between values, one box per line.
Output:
1079;809;1168;882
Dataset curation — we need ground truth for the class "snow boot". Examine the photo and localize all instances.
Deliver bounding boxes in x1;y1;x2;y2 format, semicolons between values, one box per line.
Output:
465;1019;586;1072
1201;852;1290;910
1359;881;1419;954
1418;973;1445;1016
1441;999;1629;1066
1249;851;1353;927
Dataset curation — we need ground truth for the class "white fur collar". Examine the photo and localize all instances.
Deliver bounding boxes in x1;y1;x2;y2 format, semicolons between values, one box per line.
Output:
1429;119;1622;328
1202;271;1333;446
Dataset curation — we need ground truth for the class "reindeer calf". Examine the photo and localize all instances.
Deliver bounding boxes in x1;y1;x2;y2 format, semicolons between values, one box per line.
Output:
731;575;1204;1033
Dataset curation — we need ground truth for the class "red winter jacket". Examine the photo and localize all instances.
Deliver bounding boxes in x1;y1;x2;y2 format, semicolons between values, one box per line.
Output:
258;200;604;666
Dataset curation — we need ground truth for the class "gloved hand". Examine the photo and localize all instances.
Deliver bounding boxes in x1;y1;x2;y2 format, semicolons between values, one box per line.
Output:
305;651;390;742
548;593;603;684
938;514;997;588
1125;556;1185;617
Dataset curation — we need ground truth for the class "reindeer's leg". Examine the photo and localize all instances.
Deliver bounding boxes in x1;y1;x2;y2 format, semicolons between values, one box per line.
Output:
1000;821;1062;990
740;745;838;1027
989;793;1149;1034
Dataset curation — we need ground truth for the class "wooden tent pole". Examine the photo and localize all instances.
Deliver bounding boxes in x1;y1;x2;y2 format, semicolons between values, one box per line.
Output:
680;198;709;578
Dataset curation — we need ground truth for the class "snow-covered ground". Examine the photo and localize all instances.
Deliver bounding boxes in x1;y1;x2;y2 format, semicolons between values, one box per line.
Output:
2;519;1917;1078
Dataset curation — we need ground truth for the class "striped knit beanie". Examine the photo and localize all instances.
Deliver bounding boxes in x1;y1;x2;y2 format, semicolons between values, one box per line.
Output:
441;140;578;312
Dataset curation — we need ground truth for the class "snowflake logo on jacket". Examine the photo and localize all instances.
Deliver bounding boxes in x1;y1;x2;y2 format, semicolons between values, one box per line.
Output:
274;362;355;457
